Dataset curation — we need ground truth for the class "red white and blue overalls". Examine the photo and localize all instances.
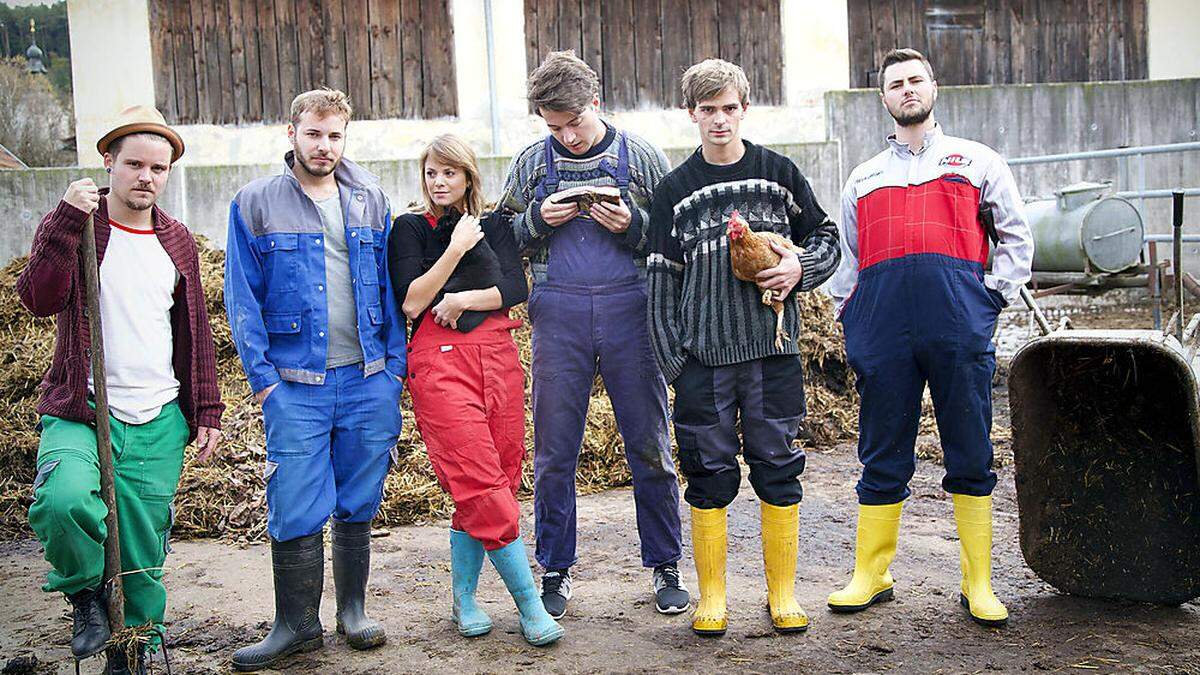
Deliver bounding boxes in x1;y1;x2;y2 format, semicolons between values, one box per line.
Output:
827;126;1033;505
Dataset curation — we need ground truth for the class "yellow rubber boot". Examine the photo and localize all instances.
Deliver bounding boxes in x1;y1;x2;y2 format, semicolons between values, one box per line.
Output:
953;494;1008;627
760;503;809;633
690;507;728;636
827;502;903;612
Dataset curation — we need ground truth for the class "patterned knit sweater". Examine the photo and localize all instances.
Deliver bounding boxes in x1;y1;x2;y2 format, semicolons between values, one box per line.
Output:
647;141;841;383
499;122;670;282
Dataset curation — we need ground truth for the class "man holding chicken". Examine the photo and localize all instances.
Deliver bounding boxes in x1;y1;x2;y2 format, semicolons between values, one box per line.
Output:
647;58;841;636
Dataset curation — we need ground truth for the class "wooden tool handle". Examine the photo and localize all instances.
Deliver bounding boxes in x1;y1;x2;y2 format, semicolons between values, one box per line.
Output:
80;213;124;630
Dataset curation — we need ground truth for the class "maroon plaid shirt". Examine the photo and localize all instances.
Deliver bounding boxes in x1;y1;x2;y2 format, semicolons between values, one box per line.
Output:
16;193;224;439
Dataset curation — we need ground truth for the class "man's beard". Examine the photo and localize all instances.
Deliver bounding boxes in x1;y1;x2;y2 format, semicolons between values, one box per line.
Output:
121;187;155;211
295;147;338;177
890;99;933;127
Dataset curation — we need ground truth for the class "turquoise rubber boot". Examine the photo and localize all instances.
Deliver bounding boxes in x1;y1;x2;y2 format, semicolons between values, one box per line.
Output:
486;539;564;646
449;529;493;637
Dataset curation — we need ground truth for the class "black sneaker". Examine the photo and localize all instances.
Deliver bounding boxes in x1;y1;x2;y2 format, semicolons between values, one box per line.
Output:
653;563;690;614
67;586;111;658
540;569;572;619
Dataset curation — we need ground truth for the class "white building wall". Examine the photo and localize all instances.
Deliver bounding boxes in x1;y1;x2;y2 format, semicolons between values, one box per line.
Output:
67;0;158;166
1147;0;1200;80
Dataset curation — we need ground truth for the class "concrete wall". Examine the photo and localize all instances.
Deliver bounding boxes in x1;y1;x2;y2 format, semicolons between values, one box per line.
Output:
1148;0;1200;80
825;79;1200;262
0;141;841;263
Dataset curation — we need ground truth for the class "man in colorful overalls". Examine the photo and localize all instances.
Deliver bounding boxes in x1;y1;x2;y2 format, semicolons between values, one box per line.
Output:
224;89;406;670
500;50;687;619
826;49;1033;626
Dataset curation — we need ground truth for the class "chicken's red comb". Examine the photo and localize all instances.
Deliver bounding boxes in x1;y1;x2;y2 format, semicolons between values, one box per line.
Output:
728;209;747;225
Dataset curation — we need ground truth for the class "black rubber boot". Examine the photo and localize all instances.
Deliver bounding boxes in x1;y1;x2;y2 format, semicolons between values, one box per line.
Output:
230;532;325;672
331;520;387;649
104;645;146;675
67;586;111;658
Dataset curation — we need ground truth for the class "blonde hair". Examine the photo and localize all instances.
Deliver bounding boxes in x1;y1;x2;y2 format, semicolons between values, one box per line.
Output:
527;50;600;115
290;88;353;127
680;58;750;110
419;134;486;218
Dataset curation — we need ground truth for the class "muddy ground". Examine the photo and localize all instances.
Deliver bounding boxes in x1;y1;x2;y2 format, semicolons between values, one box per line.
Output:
3;297;1200;674
3;441;1199;674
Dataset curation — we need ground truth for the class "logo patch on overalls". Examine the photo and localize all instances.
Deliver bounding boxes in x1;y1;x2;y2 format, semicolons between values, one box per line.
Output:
939;153;972;168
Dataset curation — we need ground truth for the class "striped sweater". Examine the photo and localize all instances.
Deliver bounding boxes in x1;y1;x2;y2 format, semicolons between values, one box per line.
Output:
499;122;670;282
647;141;841;383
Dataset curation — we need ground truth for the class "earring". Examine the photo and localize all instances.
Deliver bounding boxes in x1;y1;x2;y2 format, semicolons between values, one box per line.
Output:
105;167;111;173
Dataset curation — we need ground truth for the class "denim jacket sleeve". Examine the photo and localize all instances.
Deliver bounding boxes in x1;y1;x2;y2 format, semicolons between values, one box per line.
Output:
224;199;279;393
379;203;408;378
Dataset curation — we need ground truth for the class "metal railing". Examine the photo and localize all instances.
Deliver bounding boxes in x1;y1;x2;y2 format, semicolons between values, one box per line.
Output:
1007;141;1200;166
1006;142;1200;329
1007;140;1200;237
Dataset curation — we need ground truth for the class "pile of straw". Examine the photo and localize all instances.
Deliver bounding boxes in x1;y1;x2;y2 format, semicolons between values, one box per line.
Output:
0;239;862;540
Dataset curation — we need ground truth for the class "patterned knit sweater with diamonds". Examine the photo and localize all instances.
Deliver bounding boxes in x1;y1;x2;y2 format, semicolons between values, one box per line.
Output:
499;122;670;283
647;141;841;383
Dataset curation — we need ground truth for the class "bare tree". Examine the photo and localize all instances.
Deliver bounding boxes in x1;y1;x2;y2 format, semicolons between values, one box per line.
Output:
0;57;71;167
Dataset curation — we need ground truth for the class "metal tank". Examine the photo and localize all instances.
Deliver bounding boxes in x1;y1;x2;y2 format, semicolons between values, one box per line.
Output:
1022;181;1144;273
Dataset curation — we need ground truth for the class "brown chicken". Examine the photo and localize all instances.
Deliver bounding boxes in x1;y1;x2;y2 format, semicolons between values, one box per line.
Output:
727;209;804;349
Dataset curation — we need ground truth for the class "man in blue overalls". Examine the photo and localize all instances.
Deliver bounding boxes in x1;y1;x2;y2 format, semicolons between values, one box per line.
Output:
500;50;686;619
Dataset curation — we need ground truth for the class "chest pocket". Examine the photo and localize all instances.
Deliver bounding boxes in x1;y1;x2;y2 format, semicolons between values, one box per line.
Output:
256;232;300;293
928;172;988;264
354;228;383;286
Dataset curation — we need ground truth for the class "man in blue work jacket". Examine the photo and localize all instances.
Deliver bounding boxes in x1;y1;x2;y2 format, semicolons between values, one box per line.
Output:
224;88;406;671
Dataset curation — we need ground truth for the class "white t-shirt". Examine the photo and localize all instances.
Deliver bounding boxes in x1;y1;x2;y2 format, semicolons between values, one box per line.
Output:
87;219;181;425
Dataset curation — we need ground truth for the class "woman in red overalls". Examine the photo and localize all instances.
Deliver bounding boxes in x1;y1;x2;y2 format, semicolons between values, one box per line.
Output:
387;134;563;646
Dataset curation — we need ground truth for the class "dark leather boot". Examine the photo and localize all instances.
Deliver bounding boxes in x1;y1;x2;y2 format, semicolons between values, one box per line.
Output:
331;520;386;649
67;586;110;658
230;532;325;671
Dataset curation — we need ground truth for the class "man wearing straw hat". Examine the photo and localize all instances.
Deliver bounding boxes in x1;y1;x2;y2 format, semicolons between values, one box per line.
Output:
19;105;225;674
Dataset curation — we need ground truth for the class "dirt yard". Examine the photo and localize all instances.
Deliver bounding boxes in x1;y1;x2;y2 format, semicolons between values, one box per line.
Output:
3;297;1200;674
3;439;1199;674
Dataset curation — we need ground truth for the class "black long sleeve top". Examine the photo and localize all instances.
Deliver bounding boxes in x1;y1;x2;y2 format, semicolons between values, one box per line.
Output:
388;209;528;337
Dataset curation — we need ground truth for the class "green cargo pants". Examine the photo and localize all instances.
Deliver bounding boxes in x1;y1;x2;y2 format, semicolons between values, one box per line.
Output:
28;401;188;631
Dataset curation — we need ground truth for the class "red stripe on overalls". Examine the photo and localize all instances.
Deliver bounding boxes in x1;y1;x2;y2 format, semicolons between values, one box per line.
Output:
856;174;988;270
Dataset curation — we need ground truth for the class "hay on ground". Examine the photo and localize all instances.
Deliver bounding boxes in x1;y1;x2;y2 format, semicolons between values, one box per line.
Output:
0;238;866;541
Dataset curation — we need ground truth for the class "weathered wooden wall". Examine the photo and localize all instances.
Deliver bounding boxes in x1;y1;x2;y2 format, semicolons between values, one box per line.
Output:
848;0;1149;88
147;0;458;124
524;0;783;111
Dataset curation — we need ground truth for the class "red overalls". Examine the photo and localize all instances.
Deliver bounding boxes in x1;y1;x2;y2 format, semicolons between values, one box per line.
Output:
406;309;527;550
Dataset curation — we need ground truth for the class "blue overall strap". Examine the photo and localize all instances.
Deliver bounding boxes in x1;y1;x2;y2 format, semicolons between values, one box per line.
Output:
533;137;560;202
597;132;631;191
615;132;631;190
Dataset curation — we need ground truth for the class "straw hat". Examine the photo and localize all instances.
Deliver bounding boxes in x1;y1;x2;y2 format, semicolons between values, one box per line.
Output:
95;105;185;162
